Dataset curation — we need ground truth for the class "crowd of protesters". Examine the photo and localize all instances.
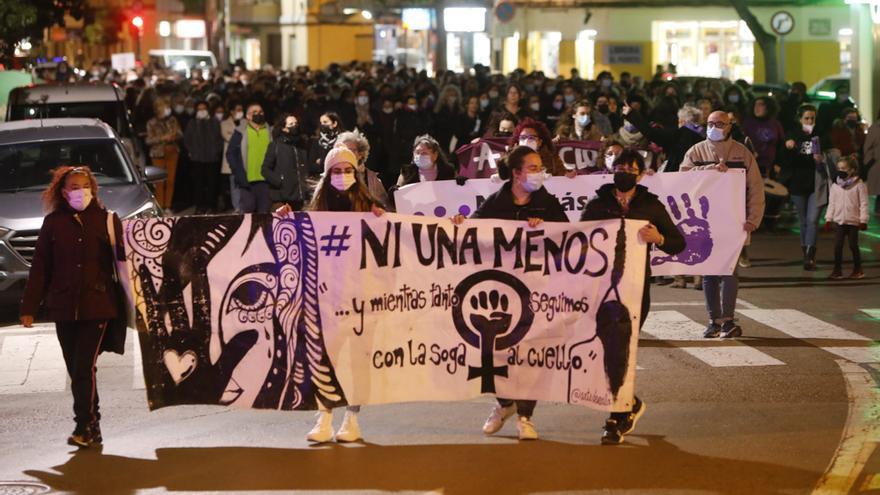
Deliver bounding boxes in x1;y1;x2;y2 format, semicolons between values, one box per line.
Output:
21;58;877;448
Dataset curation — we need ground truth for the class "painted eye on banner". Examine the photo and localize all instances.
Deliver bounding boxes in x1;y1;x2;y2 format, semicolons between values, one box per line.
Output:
226;272;277;323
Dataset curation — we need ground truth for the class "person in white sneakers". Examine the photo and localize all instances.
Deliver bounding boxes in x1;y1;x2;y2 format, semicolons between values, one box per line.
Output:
296;147;385;443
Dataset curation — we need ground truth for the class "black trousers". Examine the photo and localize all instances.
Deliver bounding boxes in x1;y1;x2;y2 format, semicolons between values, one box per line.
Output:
56;320;108;427
497;398;536;418
191;160;221;212
833;223;861;270
239;181;272;214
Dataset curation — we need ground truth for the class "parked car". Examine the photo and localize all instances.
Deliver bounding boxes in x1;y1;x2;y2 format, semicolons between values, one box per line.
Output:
6;82;147;171
148;49;217;78
0;118;166;307
807;75;850;102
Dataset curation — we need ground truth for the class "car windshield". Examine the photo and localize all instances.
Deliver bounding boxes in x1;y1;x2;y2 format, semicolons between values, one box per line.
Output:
8;102;128;137
0;138;134;192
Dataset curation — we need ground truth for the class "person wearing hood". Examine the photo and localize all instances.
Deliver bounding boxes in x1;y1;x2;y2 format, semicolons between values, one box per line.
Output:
680;111;765;338
580;148;685;444
452;145;568;441
227;103;273;213
183;100;224;214
261;114;311;211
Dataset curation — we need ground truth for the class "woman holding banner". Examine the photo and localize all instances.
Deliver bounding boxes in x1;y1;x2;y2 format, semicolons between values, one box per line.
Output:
580;149;685;445
300;147;384;443
19;166;127;448
453;145;568;440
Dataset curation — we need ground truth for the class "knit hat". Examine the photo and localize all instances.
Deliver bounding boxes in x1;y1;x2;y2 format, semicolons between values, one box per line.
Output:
323;147;357;174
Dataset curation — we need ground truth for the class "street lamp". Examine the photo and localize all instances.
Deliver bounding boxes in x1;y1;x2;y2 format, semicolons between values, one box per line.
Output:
131;15;145;62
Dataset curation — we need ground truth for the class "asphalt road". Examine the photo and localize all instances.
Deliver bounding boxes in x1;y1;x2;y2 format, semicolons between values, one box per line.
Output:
0;216;878;495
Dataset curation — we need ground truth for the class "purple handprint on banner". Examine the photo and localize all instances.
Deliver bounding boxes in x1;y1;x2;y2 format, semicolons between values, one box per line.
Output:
651;193;713;266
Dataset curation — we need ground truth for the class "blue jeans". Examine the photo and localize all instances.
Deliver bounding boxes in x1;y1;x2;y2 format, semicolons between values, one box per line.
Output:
702;272;738;324
791;193;818;247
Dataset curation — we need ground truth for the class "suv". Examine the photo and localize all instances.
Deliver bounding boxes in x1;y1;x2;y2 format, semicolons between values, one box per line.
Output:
6;82;147;170
0;118;166;307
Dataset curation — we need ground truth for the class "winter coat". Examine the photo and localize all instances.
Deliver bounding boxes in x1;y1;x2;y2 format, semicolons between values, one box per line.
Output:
220;117;238;174
261;137;311;205
780;129;822;197
396;160;457;188
20;201;125;322
184;117;224;163
471;180;568;223
825;179;869;226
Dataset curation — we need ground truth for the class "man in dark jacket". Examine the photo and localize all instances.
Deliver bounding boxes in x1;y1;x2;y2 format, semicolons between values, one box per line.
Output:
580;148;685;445
262;115;311;210
624;103;704;173
184;100;224;214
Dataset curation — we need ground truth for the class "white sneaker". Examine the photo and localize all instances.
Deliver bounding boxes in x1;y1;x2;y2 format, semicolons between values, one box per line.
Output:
306;411;334;443
482;403;516;435
517;416;538;440
335;411;362;443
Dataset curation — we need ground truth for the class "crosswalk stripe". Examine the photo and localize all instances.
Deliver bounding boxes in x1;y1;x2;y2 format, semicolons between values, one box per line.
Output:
738;309;871;341
642;310;706;341
819;346;880;364
680;346;785;367
0;335;66;393
859;309;880;321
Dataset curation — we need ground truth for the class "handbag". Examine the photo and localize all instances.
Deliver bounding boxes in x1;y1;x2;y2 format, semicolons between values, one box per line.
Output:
101;210;133;355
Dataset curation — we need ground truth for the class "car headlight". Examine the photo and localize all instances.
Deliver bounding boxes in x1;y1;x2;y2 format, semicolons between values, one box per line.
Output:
123;201;162;220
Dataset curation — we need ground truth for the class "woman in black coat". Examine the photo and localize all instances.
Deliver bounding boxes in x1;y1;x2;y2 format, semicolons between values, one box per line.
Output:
20;166;126;448
580;148;685;445
262;114;311;210
453;145;568;441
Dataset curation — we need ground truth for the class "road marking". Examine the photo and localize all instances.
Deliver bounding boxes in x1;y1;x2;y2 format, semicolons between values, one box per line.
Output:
859;309;880;321
0;335;66;393
819;346;880;364
738;309;871;341
812;360;880;495
642;310;705;341
131;330;146;390
735;298;758;310
650;302;707;307
681;346;785;367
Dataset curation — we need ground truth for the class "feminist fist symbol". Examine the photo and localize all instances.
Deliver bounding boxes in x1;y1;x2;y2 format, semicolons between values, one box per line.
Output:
652;193;713;266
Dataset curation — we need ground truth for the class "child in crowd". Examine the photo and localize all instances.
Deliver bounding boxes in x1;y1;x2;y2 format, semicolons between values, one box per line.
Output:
825;155;869;279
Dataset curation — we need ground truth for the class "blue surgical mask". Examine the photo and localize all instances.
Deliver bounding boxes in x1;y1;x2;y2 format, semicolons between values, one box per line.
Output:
522;172;545;192
577;114;591;127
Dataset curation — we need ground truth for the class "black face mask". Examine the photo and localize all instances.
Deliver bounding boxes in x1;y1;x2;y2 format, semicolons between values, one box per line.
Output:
496;131;513;138
846;120;858;128
597;104;610;114
836;170;850;180
613;171;637;192
251;113;266;125
320;124;335;134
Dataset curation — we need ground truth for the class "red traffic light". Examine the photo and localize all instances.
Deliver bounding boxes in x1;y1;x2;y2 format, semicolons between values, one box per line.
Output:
131;16;144;29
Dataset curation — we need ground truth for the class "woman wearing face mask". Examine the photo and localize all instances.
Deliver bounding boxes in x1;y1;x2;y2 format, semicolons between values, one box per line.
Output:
451;145;568;441
20;166;127;448
543;92;566;132
512;118;568;177
580;149;685;444
395;134;456;189
262;114;311;211
183;100;224;214
309;112;344;176
302;147;384;444
456;96;485;147
555;100;606;143
830;108;867;158
781;104;826;270
146;98;183;210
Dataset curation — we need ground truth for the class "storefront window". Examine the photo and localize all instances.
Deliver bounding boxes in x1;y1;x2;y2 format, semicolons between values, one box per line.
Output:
655;20;755;81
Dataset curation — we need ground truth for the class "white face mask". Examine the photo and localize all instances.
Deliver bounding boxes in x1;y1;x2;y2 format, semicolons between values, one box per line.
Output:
356;96;369;106
407;104;418;111
519;137;539;151
66;188;93;212
174;104;185;114
522;172;545;192
529;102;540;112
331;173;356;191
196;110;209;120
234;111;244;121
802;123;814;134
707;126;726;142
604;154;617;170
163;107;172;118
414;154;434;169
215;113;225;121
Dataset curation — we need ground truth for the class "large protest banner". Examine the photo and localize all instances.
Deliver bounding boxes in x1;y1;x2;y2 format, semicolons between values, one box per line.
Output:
394;170;747;276
456;138;603;178
123;213;647;413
